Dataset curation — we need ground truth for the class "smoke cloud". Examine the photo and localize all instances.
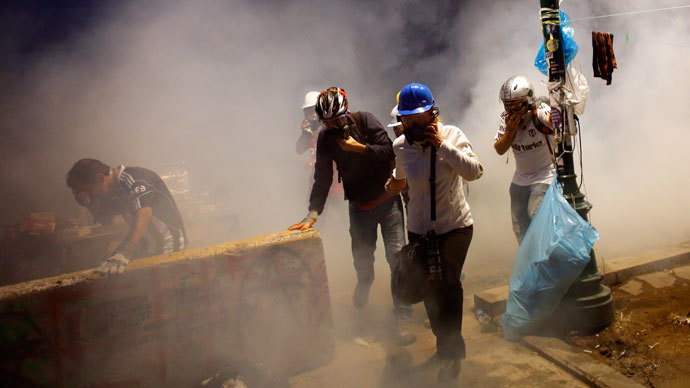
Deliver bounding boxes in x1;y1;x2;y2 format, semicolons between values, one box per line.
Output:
1;0;689;282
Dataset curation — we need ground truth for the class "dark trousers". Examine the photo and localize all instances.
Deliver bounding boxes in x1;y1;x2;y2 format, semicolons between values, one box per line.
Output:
409;225;473;360
349;195;413;318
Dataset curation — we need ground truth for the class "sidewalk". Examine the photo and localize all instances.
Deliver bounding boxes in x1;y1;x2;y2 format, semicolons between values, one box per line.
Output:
290;276;587;387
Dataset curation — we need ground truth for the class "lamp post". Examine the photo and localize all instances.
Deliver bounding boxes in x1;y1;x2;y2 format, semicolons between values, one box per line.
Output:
539;0;613;333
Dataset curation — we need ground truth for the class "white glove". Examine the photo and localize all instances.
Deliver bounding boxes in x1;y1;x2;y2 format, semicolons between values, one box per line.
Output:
97;253;130;275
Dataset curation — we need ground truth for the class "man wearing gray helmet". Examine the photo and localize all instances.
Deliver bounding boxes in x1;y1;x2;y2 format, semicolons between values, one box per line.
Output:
296;91;321;155
494;76;555;244
289;87;415;345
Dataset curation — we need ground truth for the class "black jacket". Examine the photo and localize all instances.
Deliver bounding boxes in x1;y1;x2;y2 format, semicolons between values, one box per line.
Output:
309;111;394;214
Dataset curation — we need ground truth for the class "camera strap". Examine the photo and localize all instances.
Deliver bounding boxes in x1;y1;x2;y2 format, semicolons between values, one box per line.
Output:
427;145;442;281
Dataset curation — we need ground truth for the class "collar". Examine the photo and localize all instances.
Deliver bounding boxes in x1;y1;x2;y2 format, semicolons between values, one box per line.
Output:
116;164;125;182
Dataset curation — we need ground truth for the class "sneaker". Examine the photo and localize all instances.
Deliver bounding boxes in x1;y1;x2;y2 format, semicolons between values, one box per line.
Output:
437;358;461;382
396;320;417;346
352;282;371;308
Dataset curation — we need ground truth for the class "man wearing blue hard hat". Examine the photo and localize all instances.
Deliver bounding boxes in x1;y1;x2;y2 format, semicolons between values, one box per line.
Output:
289;87;415;345
387;83;483;381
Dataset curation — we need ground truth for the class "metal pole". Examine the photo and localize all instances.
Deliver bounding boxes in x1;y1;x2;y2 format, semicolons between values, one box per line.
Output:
539;0;613;334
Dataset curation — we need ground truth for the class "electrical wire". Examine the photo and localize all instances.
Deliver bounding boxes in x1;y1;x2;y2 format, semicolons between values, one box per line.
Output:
572;4;690;22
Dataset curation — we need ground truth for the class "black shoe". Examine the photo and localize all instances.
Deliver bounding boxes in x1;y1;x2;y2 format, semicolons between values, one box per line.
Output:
437;358;461;381
352;282;371;308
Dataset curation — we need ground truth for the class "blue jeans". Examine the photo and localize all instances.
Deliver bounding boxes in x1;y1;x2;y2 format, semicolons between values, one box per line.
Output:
349;195;412;319
509;182;550;244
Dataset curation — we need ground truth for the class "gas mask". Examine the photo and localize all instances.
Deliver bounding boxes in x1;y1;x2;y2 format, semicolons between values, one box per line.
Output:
504;100;533;128
322;115;352;139
403;125;428;145
303;107;320;130
401;107;439;145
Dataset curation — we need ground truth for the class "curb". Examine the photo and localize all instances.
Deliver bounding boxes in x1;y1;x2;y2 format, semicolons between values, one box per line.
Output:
522;336;645;388
473;245;690;317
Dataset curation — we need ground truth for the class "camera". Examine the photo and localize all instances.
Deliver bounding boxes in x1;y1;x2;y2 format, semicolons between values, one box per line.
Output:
425;231;442;281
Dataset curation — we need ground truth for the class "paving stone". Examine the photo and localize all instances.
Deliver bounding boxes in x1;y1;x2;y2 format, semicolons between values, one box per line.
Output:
637;272;676;289
672;265;690;280
618;279;643;296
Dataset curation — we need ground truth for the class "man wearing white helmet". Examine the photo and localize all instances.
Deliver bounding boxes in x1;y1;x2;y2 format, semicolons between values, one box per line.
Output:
386;104;410;206
296;91;321;155
493;75;555;243
387;105;404;137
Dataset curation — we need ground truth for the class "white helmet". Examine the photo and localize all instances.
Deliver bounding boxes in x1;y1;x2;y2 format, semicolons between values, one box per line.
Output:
302;91;320;109
387;106;402;128
499;76;534;104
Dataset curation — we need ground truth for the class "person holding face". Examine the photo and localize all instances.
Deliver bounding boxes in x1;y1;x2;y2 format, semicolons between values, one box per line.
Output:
289;87;416;345
387;83;483;381
493;76;555;244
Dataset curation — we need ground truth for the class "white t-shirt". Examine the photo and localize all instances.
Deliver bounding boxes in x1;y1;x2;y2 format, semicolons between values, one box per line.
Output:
494;103;555;186
393;123;483;235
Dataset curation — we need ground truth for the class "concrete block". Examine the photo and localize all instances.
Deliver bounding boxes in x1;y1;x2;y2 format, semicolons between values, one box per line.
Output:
0;230;334;387
473;285;510;317
671;265;690;280
618;280;643;296
637;272;676;289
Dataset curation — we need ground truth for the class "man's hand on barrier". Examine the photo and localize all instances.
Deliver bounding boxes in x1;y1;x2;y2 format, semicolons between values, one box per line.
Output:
97;253;130;275
386;177;407;195
288;210;318;231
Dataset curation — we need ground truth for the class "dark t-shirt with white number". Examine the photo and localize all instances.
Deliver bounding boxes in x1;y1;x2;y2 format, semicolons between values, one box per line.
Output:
94;165;187;255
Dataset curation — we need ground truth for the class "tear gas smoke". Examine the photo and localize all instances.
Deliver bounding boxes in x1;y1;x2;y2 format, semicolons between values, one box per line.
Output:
1;0;689;303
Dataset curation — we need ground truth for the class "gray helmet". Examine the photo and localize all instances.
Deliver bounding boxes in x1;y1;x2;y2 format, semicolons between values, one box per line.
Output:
315;87;348;120
499;76;534;104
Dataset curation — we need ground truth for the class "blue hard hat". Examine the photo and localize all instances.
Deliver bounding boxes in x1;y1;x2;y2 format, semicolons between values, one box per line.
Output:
397;83;436;115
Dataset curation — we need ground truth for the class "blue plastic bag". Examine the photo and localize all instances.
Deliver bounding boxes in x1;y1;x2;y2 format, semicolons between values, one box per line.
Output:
502;176;598;340
535;10;579;75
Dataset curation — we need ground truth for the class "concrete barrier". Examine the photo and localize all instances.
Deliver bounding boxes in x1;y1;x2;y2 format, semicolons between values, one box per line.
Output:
0;230;334;387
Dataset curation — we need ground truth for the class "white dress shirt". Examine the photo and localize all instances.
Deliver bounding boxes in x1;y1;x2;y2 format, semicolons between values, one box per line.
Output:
393;123;483;235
